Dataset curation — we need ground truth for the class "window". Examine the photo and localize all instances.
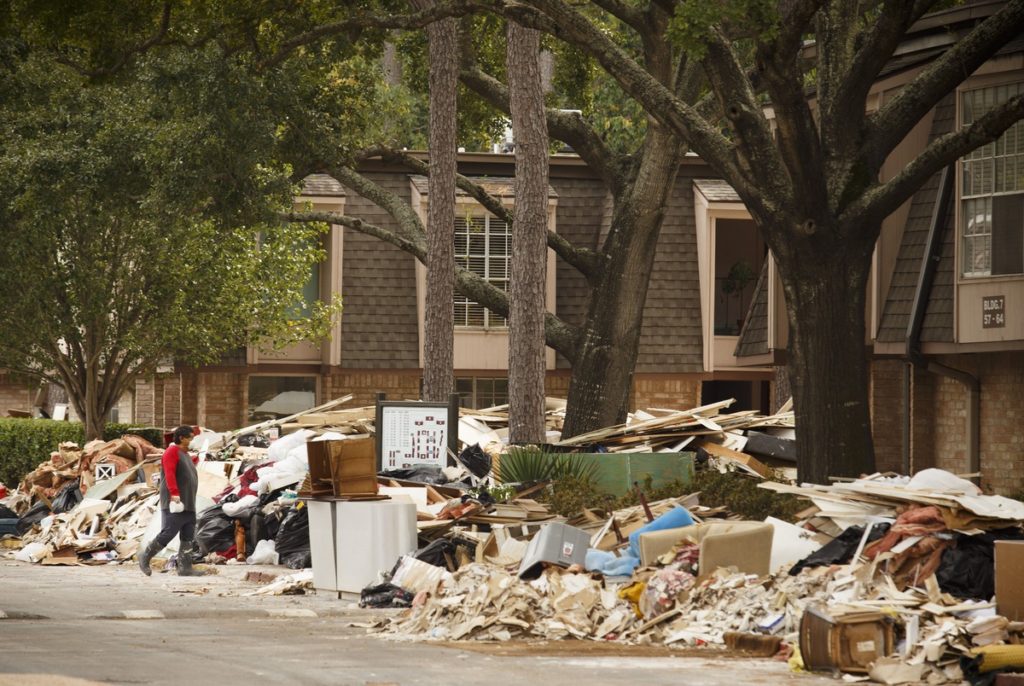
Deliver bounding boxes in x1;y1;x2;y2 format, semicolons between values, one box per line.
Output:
456;377;508;409
454;214;510;328
961;83;1024;277
298;258;320;318
290;238;321;318
247;375;317;421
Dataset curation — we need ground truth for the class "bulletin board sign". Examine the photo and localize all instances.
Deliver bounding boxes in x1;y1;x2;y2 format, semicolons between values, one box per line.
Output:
375;397;459;471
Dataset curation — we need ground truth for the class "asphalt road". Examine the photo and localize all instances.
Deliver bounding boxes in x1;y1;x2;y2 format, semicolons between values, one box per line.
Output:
0;560;838;686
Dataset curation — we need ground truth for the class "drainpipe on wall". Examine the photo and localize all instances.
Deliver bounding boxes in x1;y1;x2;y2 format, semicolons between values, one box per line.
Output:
903;165;981;482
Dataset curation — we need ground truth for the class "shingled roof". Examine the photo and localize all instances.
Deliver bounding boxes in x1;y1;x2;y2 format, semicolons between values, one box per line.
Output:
735;260;770;358
876;93;957;344
693;179;741;203
300;173;346;197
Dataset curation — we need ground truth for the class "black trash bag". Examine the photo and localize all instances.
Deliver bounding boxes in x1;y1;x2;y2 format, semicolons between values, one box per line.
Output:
247;511;267;552
788;523;891;575
359;582;415;609
0;504;18;520
262;508;286;542
457;444;492;478
259;488;289;508
412;538;456;569
379;466;450;485
959;652;999;686
194;505;237;556
275;505;311;569
51;479;82;514
16;501;52;536
937;528;1024;600
238;432;272;448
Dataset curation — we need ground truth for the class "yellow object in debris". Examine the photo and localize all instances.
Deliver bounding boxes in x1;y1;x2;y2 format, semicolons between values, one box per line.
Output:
617;581;646;617
971;644;1024;673
788;645;806;673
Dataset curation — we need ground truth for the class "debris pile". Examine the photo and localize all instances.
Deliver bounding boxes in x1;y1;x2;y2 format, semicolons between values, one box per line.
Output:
384;563;636;642
5;391;1024;683
370;467;1024;684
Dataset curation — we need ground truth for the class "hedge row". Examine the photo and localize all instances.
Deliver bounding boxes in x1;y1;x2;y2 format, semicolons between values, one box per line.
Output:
0;419;165;489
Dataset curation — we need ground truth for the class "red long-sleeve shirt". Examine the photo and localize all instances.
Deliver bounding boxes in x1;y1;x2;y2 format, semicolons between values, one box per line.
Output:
161;444;198;497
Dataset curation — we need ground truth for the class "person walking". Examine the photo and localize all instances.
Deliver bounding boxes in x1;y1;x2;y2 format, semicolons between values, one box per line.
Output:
138;425;204;576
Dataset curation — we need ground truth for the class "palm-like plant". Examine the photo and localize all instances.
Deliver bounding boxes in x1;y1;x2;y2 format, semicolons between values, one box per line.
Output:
498;446;601;484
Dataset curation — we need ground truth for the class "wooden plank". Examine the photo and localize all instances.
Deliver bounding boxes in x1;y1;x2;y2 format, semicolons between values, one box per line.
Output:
223;394;354;444
699;441;771;478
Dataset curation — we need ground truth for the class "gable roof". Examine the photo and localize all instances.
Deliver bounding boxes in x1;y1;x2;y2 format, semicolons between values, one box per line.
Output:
693;178;741;203
300;173;346;197
876;93;957;345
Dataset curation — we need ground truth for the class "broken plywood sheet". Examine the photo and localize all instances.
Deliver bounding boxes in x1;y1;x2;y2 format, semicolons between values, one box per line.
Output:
699;441;771;478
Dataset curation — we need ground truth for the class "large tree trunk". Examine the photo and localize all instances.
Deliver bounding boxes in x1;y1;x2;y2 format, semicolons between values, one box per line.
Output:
562;127;683;437
506;22;549;444
420;10;459;402
778;234;876;483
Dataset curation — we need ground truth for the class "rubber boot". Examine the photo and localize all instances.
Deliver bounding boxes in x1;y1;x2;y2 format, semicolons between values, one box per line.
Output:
138;539;162;577
177;541;204;577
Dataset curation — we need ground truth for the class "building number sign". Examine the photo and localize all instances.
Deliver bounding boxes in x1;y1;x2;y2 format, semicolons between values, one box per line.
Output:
982;295;1005;329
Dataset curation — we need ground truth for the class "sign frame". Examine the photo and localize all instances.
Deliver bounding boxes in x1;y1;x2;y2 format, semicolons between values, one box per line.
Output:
983;295;1006;329
374;393;459;472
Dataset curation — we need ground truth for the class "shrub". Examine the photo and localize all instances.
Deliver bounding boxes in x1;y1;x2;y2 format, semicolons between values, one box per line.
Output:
102;423;165;447
0;419;165;488
691;468;804;522
0;419;84;488
540;475;616;516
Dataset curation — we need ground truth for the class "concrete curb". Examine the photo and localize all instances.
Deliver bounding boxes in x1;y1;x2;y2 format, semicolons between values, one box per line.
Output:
84;607;364;621
0;610;50;620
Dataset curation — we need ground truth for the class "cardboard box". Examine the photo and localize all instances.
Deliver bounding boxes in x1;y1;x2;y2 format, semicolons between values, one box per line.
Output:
800;607;894;674
996;540;1024;621
306;437;378;498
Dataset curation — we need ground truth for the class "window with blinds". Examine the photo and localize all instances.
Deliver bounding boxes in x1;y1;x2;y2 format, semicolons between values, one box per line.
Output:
454;214;510;328
961;83;1024;277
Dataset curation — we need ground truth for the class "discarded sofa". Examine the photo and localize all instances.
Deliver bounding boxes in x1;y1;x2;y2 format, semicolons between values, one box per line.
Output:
637;520;774;577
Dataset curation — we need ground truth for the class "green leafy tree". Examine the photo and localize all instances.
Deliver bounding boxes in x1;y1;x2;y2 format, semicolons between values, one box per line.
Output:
0;49;338;439
500;0;1024;481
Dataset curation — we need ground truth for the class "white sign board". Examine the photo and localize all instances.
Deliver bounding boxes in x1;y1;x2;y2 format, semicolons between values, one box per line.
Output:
380;405;450;470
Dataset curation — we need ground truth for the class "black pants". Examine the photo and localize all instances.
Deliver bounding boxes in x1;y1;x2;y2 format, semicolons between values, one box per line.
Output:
154;509;197;549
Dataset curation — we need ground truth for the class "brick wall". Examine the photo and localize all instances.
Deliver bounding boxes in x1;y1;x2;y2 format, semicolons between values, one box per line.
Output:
871;360;905;473
135;378;155;425
134;374;188;429
326;371;422;408
161;369;712;433
632;375;702;412
162;375;182;428
544;373;571;400
872;352;1024;495
911;367;937;473
196;372;247;431
181;373;198;427
0;374;34;416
